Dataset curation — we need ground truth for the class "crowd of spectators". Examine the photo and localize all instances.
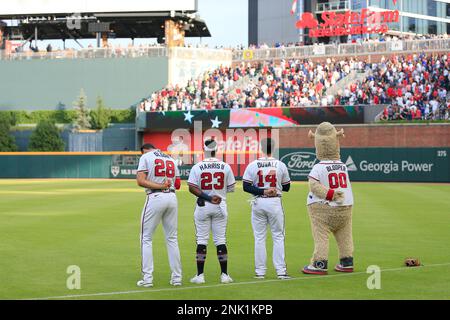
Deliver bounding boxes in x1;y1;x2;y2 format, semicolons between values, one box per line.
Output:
140;53;450;121
139;57;364;111
339;53;450;121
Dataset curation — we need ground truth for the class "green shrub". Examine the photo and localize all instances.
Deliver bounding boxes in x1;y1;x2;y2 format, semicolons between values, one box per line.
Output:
90;96;111;130
0;111;17;126
73;89;92;130
0;117;18;151
0;108;134;125
28;120;65;152
110;108;136;123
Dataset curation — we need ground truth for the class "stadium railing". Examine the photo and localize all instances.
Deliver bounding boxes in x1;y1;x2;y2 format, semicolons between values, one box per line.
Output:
0;46;167;61
233;38;450;61
1;38;448;62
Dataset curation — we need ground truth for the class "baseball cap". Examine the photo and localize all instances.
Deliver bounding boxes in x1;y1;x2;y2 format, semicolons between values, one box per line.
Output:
204;139;218;152
140;143;156;153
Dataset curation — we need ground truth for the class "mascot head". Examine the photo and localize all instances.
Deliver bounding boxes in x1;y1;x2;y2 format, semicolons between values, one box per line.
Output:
308;122;345;161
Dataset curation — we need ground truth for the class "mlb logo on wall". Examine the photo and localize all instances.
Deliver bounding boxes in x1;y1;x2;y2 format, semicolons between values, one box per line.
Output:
111;166;120;178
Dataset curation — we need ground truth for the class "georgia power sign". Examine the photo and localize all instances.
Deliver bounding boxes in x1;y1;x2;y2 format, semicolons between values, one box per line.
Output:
344;156;436;174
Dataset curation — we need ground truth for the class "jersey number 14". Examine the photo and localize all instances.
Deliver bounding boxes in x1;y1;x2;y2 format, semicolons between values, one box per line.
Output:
257;170;277;187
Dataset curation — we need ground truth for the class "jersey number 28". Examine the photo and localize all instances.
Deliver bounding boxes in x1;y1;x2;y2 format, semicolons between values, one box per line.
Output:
155;159;176;178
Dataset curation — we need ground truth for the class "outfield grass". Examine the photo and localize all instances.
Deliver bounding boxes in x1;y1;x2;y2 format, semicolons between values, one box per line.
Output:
0;180;449;300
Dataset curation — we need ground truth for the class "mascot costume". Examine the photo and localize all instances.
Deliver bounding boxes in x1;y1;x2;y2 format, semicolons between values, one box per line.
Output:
303;122;354;275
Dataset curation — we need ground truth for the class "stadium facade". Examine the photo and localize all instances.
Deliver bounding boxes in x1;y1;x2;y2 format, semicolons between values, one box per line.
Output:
368;0;450;35
248;0;450;45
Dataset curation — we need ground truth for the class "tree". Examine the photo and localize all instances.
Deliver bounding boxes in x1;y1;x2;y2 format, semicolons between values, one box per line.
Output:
0;117;18;152
28;120;65;151
90;96;111;130
73;89;91;130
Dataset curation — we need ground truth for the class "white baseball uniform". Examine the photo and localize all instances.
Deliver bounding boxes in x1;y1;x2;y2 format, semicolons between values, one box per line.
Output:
137;150;182;284
307;160;354;207
243;157;291;277
187;158;236;246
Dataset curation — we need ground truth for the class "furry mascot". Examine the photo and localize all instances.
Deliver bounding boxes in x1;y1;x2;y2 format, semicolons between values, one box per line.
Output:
303;122;354;275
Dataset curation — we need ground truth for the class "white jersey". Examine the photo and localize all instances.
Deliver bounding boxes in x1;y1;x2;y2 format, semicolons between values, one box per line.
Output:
137;150;180;194
243;157;291;196
187;158;236;200
307;160;354;207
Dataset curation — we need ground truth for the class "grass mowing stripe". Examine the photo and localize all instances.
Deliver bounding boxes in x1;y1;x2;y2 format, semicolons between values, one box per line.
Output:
25;263;450;300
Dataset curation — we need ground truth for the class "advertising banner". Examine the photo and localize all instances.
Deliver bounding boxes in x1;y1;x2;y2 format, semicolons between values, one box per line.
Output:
108;148;450;183
280;148;450;182
143;106;365;131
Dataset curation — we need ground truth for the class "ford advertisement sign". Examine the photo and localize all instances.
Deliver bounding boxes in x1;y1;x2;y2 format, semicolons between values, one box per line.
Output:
280;151;318;177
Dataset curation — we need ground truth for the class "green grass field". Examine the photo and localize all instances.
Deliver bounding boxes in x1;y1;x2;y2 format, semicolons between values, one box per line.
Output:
0;180;449;300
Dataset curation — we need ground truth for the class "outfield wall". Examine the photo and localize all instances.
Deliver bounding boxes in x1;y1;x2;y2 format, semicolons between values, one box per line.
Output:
1;148;449;182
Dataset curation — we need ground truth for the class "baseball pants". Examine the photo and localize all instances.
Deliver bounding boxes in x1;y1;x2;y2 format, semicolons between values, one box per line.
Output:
251;197;287;276
194;201;228;246
140;192;182;283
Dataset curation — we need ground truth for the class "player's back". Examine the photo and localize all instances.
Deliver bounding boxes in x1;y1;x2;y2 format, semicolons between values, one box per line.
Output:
243;157;290;195
139;150;179;191
307;160;353;206
188;158;235;200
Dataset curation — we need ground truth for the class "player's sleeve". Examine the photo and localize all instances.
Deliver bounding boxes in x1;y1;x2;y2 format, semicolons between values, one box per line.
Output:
308;164;320;182
137;155;149;173
187;166;200;189
280;162;291;185
174;159;180;177
173;159;181;190
226;165;236;193
242;163;254;185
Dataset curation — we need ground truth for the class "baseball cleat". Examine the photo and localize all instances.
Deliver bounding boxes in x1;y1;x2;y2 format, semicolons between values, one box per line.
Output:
220;273;233;284
190;274;206;284
334;264;354;273
254;275;265;279
137;280;153;288
170;279;182;286
277;274;291;280
302;265;328;275
335;257;354;272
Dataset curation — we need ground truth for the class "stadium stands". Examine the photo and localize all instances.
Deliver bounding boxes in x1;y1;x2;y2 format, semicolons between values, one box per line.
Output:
140;52;449;121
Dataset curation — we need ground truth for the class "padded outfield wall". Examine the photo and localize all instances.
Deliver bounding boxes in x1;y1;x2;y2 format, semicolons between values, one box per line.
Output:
1;124;449;182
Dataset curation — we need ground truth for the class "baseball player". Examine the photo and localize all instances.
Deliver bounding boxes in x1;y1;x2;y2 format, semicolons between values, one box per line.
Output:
187;140;236;284
242;138;291;279
136;144;182;287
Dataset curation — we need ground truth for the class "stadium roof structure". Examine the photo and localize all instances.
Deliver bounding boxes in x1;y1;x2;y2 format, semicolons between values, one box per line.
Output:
0;12;211;41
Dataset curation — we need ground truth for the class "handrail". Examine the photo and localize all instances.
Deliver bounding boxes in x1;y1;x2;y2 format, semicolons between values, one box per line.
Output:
1;38;448;62
233;38;450;61
0;46;167;61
